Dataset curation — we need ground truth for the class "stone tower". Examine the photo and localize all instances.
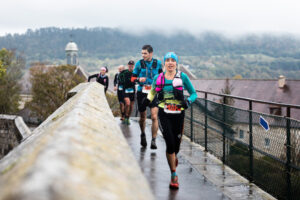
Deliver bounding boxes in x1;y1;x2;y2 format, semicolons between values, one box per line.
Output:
65;40;78;65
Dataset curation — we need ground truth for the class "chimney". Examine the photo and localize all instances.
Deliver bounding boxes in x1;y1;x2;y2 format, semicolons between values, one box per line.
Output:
278;75;286;88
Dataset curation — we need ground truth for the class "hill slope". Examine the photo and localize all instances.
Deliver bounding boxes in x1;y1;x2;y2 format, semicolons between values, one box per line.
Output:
1;27;300;79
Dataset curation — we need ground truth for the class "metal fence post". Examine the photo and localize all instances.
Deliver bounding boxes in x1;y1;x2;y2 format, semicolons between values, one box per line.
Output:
249;101;253;182
205;93;208;152
190;103;194;142
222;96;226;163
286;107;291;200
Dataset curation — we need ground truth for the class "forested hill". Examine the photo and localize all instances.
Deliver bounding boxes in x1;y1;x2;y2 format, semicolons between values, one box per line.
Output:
1;27;300;79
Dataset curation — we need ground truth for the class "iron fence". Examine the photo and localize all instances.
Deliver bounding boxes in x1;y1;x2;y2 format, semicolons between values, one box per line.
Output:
184;91;300;200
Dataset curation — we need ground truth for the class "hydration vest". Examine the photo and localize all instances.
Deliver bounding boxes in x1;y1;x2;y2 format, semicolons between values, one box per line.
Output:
140;59;157;69
139;59;159;86
155;71;184;101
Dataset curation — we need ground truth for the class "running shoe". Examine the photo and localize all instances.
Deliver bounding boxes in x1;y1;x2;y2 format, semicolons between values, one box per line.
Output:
150;139;157;149
169;175;179;189
126;118;131;125
140;133;147;147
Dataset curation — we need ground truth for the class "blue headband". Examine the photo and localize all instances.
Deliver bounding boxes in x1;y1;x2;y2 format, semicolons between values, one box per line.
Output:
164;52;178;64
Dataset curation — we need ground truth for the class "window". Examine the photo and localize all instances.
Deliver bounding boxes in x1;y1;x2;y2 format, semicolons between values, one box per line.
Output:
73;54;77;65
265;138;270;147
239;130;244;139
67;54;71;65
269;107;281;116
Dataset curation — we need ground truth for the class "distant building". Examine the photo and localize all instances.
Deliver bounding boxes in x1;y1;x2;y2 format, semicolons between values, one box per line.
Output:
64;40;89;80
18;40;89;125
74;65;89;80
191;76;300;120
187;76;300;163
65;41;78;66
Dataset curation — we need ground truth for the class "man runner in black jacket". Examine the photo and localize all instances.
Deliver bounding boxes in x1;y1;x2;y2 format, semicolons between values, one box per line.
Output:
119;61;135;125
114;65;125;120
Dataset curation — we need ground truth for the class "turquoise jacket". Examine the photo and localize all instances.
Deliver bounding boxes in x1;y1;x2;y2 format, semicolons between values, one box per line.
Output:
133;58;162;92
147;72;197;110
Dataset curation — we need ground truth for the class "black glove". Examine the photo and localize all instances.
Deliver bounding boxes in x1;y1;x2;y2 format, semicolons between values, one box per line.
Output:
182;99;191;109
140;98;150;112
157;91;164;101
173;89;184;101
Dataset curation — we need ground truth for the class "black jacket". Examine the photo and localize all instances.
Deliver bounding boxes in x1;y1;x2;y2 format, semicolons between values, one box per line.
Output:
88;73;109;93
119;70;135;90
114;72;120;87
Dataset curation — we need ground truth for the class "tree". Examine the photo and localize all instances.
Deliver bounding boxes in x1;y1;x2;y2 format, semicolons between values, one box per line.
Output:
220;78;235;105
0;48;25;114
233;74;242;79
27;64;85;122
210;78;236;129
0;60;5;78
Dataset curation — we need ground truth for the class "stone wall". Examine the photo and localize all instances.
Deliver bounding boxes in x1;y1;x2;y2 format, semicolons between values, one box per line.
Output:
0;82;154;200
0;115;31;159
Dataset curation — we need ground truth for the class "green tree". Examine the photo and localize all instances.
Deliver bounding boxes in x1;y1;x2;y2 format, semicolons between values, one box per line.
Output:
0;60;5;78
233;74;242;79
0;48;25;114
27;64;85;122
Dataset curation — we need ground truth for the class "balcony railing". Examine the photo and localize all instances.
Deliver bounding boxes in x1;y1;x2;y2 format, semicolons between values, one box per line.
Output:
184;90;300;200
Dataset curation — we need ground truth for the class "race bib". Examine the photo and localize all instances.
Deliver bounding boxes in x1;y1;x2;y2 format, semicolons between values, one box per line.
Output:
118;85;123;90
125;88;134;93
164;103;182;114
142;85;152;94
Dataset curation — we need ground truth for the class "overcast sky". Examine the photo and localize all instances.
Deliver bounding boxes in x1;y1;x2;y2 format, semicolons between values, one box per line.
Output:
1;0;300;37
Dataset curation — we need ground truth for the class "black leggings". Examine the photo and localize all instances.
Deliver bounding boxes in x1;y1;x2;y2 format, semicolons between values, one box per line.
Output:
158;108;185;154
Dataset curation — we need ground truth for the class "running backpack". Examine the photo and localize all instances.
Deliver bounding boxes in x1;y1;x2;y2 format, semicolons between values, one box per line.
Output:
155;71;184;101
140;59;157;69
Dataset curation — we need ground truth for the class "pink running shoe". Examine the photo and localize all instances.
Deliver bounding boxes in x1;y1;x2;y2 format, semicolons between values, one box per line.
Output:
169;176;179;189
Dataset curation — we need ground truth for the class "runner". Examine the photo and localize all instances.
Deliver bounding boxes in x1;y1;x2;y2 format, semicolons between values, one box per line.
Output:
131;45;163;149
88;66;109;93
119;60;135;125
142;52;197;189
114;65;125;120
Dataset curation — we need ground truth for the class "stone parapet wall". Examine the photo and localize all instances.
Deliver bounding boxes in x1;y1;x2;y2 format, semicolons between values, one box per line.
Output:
0;82;154;200
0;115;31;159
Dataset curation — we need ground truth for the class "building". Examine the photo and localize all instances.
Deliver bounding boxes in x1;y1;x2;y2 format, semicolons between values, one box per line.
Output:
191;76;300;120
65;41;78;66
188;76;300;164
18;40;89;125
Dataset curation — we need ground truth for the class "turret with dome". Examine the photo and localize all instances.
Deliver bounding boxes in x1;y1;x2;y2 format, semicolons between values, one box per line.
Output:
65;40;78;65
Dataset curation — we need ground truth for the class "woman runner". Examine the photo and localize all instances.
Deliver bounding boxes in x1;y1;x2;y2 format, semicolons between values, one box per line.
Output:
88;66;109;93
142;52;197;189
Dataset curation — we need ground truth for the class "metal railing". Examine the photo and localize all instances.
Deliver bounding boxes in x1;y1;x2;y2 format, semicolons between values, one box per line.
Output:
183;90;300;200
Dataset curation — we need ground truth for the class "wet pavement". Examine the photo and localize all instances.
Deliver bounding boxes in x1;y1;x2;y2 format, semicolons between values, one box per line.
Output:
117;117;276;200
118;117;228;200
